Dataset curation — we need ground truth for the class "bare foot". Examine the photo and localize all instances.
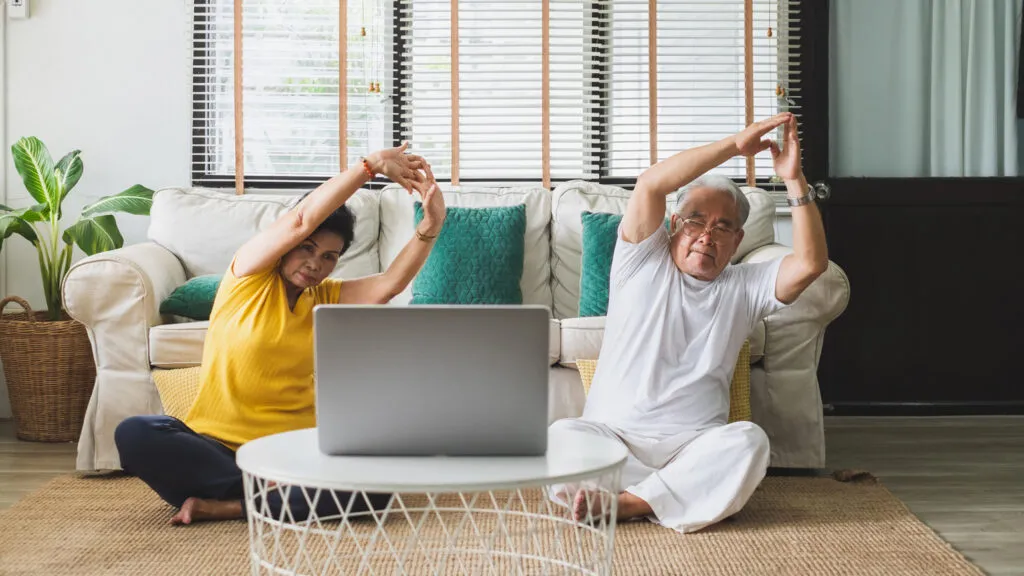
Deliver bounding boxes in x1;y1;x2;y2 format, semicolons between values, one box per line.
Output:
616;491;654;521
171;497;243;525
571;489;611;523
572;490;653;523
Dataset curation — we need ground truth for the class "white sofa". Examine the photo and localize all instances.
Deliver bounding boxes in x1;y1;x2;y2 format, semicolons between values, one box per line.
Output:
63;181;850;472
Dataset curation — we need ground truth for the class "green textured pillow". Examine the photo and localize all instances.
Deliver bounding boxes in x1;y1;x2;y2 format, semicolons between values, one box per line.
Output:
578;212;669;317
160;274;222;320
411;203;527;305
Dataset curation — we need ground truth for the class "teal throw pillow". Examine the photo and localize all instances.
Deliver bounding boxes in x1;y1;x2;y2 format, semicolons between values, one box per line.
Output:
160;274;222;320
411;203;527;305
578;212;669;317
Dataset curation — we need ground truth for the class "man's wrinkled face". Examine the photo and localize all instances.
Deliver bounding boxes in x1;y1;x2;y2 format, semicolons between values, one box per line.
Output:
669;187;744;281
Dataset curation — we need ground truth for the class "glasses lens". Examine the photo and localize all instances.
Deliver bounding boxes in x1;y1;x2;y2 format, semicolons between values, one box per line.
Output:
682;220;705;237
711;227;731;242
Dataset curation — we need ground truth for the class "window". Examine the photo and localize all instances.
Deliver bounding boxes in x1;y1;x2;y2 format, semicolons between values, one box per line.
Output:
192;0;801;192
396;0;595;182
606;0;791;181
191;0;391;187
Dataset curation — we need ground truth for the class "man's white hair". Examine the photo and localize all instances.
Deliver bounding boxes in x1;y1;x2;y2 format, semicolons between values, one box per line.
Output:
673;174;749;227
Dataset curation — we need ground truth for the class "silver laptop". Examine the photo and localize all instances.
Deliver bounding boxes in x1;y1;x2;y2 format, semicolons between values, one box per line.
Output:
313;305;551;457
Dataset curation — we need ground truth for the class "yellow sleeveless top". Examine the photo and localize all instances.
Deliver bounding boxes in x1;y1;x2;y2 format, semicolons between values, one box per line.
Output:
183;261;342;449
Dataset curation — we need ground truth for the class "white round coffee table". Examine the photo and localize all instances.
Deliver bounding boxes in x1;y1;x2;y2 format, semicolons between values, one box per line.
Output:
236;427;627;576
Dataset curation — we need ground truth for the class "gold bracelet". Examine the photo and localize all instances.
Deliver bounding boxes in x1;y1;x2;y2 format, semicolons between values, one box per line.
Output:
415;229;438;242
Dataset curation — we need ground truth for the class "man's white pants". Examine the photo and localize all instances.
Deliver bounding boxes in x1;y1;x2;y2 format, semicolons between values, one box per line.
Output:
549;418;770;533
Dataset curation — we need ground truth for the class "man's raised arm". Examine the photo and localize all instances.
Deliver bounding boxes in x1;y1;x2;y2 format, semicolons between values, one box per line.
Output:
621;113;794;244
766;115;828;304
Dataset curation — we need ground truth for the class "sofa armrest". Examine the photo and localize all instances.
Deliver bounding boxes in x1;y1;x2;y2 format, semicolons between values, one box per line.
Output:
740;243;850;326
63;242;186;471
740;243;851;468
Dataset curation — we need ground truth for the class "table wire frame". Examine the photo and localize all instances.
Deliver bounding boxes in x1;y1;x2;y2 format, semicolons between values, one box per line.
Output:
242;469;622;576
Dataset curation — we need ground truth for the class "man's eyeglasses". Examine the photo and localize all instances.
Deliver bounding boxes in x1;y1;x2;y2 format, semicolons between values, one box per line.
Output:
678;219;737;243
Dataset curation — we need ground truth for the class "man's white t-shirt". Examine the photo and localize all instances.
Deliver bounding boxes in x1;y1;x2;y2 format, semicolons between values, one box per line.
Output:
581;225;788;438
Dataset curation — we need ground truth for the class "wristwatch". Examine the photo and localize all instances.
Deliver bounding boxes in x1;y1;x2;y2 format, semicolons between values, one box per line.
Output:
786;184;816;207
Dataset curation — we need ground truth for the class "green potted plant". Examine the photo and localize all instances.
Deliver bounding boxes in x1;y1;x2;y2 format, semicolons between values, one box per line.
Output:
0;136;154;442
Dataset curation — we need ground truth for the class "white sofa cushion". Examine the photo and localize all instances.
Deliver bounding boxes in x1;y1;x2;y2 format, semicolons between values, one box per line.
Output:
150;319;562;367
549;180;776;319
147;187;381;280
737;188;777;261
557;316;607;368
547;319;561;366
378;184;552;308
551;182;645;319
150;321;207;368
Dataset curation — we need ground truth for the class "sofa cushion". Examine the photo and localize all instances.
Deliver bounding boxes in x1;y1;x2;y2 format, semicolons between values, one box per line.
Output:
150;319;563;368
147;187;381;280
738;188;777;260
579;211;619;317
548;319;561;366
558;316;607;368
152;367;202;420
551;182;642;319
159;274;221;321
379;184;552;308
410;203;527;304
579;211;670;317
550;180;776;319
575;340;752;422
149;321;208;368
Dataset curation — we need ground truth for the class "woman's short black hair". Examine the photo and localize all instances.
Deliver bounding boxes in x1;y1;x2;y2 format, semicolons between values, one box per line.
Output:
296;190;356;254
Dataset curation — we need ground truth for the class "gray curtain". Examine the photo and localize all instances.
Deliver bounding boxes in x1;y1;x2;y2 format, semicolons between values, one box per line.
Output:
830;0;1021;177
1018;0;1023;118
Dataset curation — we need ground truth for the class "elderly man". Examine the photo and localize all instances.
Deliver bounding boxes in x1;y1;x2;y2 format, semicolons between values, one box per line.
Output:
552;113;828;533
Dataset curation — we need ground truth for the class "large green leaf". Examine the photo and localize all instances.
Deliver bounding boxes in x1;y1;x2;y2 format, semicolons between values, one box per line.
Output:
1;203;47;222
62;215;124;256
55;150;84;203
15;204;47;223
0;212;39;253
81;184;154;217
11;137;59;211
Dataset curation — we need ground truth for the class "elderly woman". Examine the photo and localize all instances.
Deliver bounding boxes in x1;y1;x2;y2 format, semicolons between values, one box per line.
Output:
115;142;445;524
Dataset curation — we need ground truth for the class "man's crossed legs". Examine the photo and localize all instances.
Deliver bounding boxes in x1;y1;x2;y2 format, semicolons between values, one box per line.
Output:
548;418;769;533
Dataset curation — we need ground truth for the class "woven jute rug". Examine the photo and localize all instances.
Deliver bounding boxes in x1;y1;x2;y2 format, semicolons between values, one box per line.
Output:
0;474;982;575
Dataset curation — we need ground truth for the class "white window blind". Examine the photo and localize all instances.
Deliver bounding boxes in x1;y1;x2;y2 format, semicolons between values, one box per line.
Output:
606;0;796;182
396;0;596;183
192;0;800;189
191;0;391;187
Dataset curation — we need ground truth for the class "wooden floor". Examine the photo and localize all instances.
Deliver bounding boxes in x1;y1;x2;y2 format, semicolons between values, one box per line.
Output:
2;416;1022;574
824;416;1024;576
0;420;79;510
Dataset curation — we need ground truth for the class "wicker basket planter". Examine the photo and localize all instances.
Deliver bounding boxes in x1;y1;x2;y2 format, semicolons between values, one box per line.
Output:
0;296;95;442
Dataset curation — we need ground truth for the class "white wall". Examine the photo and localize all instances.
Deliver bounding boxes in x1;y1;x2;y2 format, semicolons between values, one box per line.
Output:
1;0;191;418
